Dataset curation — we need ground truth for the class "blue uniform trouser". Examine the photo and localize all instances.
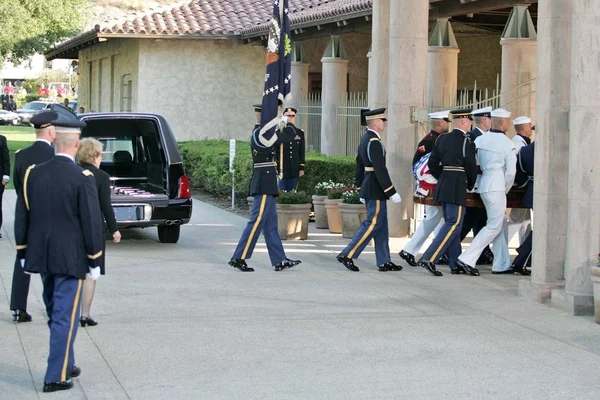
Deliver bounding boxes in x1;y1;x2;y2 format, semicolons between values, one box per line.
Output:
233;194;286;265
41;274;83;383
340;199;390;266
513;230;532;267
278;178;299;191
421;203;465;268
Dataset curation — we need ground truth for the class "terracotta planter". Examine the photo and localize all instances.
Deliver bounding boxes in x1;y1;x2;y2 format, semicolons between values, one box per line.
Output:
591;265;600;324
276;203;312;240
339;202;367;239
325;198;342;234
312;195;328;229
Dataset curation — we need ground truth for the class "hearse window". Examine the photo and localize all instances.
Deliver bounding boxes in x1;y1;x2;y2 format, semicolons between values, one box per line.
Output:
99;137;134;163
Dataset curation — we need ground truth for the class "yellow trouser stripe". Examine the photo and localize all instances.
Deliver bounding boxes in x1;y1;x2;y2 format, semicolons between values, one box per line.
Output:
430;205;463;262
61;279;83;382
348;200;380;259
242;195;267;259
23;164;35;211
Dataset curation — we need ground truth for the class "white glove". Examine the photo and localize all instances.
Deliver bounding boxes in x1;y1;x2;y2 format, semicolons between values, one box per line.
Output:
20;259;25;268
87;266;101;280
390;193;402;204
359;198;365;204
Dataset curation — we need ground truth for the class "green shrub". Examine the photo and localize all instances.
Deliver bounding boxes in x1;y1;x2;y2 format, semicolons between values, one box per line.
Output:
327;187;345;200
179;140;355;198
276;191;312;204
342;188;362;204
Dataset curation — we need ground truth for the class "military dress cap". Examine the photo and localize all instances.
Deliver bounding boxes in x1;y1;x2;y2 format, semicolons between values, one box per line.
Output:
471;106;492;118
283;107;297;115
428;110;451;121
253;103;262;112
512;116;531;125
491;108;511;118
30;110;59;129
364;108;387;121
450;108;473;120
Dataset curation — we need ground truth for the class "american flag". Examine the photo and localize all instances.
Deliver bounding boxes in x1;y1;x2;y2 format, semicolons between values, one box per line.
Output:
259;0;292;140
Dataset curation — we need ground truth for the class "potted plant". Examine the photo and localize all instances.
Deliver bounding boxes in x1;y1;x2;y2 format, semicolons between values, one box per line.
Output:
276;191;312;240
325;186;345;234
591;254;600;324
313;181;341;229
339;188;367;239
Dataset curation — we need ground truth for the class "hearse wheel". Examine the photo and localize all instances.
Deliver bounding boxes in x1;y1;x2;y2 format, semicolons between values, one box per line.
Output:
158;225;180;243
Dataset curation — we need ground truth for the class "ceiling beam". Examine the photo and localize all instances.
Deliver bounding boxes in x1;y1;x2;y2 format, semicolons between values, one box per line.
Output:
430;0;537;20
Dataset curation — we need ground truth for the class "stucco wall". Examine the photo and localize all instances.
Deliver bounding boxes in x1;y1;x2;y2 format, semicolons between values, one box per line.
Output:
457;33;502;91
136;39;265;141
78;39;140;112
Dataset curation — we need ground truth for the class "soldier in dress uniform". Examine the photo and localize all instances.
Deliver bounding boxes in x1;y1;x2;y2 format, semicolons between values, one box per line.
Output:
509;142;534;275
14;118;103;393
229;104;301;272
336;108;402;272
418;109;479;276
457;108;517;274
9;111;57;323
275;107;305;191
399;110;450;266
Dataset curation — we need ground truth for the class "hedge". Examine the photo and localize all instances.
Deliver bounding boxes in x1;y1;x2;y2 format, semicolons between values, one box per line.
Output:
179;140;356;198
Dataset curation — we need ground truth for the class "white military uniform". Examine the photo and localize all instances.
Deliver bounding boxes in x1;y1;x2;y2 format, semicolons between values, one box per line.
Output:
458;128;517;271
507;132;532;244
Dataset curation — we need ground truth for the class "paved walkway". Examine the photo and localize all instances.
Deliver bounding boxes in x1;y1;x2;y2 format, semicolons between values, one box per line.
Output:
1;189;600;399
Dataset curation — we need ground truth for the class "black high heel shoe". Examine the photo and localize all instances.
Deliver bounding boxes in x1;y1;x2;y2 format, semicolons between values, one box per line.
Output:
80;316;98;327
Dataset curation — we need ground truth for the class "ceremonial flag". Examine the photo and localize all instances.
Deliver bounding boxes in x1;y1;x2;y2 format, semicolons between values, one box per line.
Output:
259;0;292;140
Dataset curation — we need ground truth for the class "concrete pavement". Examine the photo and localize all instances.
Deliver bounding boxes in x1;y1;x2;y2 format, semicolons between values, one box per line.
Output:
1;189;600;399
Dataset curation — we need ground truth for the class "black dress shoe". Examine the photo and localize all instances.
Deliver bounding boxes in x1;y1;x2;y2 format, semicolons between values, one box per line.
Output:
456;260;480;276
43;380;74;393
438;254;450;265
274;259;301;271
228;258;254;272
418;261;443;276
80;316;98;327
379;262;402;272
69;366;81;378
399;250;418;267
337;254;359;272
12;309;32;323
450;265;466;275
511;265;531;276
477;249;494;265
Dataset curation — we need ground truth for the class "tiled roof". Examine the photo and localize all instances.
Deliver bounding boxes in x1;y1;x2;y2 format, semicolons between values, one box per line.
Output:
97;0;373;36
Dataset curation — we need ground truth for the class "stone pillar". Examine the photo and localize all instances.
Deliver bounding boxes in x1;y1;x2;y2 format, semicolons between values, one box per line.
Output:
518;0;572;304
550;0;600;315
368;0;390;111
290;43;309;134
320;37;348;156
500;5;537;135
427;18;459;108
386;0;429;237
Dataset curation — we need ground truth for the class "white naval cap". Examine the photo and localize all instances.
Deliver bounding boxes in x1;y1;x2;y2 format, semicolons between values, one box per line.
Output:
512;116;531;125
428;110;451;120
491;108;511;118
471;106;492;117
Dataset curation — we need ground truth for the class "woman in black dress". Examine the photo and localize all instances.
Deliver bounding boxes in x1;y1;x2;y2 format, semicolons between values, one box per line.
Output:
77;138;121;327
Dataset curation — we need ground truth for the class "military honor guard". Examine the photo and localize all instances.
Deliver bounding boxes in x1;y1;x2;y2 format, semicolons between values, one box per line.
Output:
0;132;9;239
456;108;517;274
399;110;450;266
417;109;479;276
336;108;402;272
275;107;306;191
9;111;57;322
229;104;301;272
14;117;104;392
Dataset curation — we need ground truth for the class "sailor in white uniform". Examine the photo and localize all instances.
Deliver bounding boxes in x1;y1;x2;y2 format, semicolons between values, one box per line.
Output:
457;108;517;273
507;116;534;246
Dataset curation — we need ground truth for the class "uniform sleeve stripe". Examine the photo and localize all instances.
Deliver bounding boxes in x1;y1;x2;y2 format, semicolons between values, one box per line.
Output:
23;164;35;211
16;245;27;250
87;251;103;260
384;185;394;193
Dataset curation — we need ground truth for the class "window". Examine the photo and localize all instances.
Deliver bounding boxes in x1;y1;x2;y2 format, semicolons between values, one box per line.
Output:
120;74;132;112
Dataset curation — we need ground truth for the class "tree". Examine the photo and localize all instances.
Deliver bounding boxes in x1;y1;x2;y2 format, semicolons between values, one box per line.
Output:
0;0;87;63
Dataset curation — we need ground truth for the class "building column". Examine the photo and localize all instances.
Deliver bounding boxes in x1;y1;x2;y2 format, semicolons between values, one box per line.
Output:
518;0;572;304
320;37;348;156
550;0;600;315
368;0;390;111
386;0;429;237
427;18;460;108
500;5;537;135
290;42;309;133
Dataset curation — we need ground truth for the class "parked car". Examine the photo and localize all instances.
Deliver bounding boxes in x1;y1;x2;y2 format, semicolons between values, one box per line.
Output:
16;101;56;125
47;105;193;243
0;110;21;125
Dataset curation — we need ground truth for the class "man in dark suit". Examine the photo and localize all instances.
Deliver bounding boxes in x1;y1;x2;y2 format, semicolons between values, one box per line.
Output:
337;108;402;272
0;133;9;239
275;107;306;191
10;111;57;322
14;117;103;393
418;109;479;276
